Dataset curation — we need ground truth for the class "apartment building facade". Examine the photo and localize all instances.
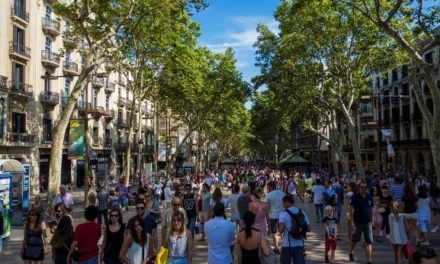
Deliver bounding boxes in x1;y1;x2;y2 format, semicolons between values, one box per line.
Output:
342;42;439;176
0;0;155;194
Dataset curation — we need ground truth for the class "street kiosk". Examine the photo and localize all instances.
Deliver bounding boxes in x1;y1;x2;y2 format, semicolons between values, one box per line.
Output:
0;159;28;226
0;173;13;239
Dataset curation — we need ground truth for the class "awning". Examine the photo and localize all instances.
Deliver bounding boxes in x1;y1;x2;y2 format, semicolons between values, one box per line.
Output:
0;159;25;173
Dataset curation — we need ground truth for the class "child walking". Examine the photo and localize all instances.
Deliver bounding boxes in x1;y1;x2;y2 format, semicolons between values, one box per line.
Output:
322;205;338;264
389;201;409;264
417;185;431;245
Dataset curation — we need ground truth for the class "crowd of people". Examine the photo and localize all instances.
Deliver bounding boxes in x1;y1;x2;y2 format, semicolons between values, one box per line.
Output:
16;167;440;264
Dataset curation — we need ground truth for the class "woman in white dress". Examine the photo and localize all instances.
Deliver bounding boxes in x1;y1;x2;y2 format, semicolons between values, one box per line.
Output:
120;215;153;264
389;201;409;264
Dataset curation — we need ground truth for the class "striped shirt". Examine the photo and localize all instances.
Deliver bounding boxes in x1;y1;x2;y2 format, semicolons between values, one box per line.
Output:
391;183;404;202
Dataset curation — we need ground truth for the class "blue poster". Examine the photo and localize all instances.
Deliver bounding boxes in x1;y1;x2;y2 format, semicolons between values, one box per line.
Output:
22;164;30;224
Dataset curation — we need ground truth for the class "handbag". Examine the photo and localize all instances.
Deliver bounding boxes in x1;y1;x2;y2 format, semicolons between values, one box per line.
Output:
156;227;171;264
403;241;413;259
258;232;277;264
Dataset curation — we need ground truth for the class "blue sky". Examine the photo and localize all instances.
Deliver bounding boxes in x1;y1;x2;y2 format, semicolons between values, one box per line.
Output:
192;0;280;83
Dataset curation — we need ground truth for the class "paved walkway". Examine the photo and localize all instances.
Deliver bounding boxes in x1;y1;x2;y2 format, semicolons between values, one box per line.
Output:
1;189;439;263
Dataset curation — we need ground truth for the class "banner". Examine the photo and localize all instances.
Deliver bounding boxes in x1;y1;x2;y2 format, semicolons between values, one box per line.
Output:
22;164;30;224
381;129;395;158
158;141;166;162
68;120;85;160
387;143;395;158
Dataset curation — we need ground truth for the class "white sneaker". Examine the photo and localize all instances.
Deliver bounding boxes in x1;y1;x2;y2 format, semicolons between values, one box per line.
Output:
379;230;384;236
431;227;438;233
386;234;390;239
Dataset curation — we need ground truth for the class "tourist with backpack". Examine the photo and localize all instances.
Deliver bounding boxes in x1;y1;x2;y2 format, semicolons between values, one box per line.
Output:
278;195;310;264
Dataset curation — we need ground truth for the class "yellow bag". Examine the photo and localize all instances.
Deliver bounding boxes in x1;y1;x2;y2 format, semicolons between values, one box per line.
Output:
156;246;169;264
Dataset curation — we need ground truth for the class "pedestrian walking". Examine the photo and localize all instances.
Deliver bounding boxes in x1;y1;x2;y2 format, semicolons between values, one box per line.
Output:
52;185;74;214
237;186;252;228
30;194;46;221
97;185;110;225
50;216;74;264
417;185;431;245
100;208;125;264
67;205;101;264
278;195;310;264
249;188;268;235
162;197;188;245
21;208;48;264
166;211;193;264
429;182;440;233
119;215;153;264
234;211;270;264
389;201;409;264
265;180;284;255
380;185;393;239
401;184;419;242
198;184;212;241
204;203;235;264
322;205;338;264
311;179;325;223
228;184;241;232
348;180;374;264
117;180;129;212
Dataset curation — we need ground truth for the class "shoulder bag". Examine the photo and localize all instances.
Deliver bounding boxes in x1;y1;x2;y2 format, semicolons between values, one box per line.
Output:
156;227;171;264
258;232;277;264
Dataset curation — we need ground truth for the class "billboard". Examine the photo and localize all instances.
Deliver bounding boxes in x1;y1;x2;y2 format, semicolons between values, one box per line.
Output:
68;120;85;160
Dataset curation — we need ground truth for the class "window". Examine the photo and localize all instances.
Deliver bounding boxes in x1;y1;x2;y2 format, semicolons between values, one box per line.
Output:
424;52;433;64
392;69;398;82
14;0;26;12
43;118;52;142
93;90;98;108
65;50;71;62
402;65;408;78
12;62;24;83
44;72;51;92
80;90;84;102
12;112;26;133
64;20;71;32
45;36;52;51
13;26;25;45
0;99;4;138
416;125;423;140
105;94;110;110
45;5;52;19
64;78;71;95
93;127;98;144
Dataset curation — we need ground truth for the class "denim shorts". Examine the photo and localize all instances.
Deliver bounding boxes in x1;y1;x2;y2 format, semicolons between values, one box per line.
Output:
280;246;305;264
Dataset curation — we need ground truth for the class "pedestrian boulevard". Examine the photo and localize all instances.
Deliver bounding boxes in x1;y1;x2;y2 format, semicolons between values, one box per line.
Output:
1;189;439;263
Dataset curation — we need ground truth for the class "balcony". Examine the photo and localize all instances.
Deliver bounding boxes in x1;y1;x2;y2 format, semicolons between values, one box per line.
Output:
9;41;31;61
142;125;154;133
41;50;60;68
8;81;33;99
92;76;105;88
40;91;60;107
0;76;7;91
63;61;79;76
104;109;115;122
117;97;126;107
104;82;115;93
7;132;35;146
96;67;107;77
42;17;60;36
115;142;128;152
62;33;76;48
116;119;127;128
88;105;106;118
77;101;90;112
11;7;29;26
78;40;89;52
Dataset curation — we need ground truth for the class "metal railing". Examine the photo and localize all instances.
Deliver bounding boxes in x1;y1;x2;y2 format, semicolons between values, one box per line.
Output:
8;132;35;144
105;82;115;92
41;50;60;64
9;41;31;58
63;61;79;73
0;76;7;89
8;81;33;96
40;91;60;104
42;17;60;32
92;76;105;87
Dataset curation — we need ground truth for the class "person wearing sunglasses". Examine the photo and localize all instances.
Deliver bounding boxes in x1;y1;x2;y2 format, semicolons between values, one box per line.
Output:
126;200;158;250
162;197;188;246
166;211;193;264
22;209;48;263
348;180;374;264
101;208;125;264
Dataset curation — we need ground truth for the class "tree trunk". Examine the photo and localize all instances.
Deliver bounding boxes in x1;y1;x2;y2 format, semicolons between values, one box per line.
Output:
46;62;94;207
124;99;136;187
347;116;366;180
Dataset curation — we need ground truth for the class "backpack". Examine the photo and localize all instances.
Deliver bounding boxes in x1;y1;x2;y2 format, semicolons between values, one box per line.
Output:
323;190;337;206
285;208;308;240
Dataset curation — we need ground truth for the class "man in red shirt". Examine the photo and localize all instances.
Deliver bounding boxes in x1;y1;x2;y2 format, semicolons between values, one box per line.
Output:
67;206;101;264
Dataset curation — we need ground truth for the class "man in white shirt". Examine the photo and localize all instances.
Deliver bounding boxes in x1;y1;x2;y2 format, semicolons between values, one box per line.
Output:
205;203;235;264
51;185;74;214
311;178;325;223
265;181;285;254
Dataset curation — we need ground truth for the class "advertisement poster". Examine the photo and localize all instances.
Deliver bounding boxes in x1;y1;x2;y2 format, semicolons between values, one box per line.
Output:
158;141;166;162
68;120;85;160
0;175;12;238
22;164;30;224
